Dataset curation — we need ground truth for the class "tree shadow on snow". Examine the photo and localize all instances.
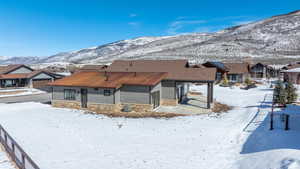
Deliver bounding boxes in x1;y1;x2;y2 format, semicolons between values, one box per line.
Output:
241;104;300;154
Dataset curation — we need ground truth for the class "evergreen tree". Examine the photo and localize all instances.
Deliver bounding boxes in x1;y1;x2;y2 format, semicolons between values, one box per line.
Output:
285;82;298;104
273;81;286;105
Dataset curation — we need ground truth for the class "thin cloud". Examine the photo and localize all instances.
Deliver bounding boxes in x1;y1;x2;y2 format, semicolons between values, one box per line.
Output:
167;20;206;35
128;22;140;26
129;13;137;17
232;20;255;26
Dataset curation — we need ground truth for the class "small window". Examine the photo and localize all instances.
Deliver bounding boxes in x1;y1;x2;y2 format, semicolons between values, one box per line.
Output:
104;89;111;96
64;89;76;100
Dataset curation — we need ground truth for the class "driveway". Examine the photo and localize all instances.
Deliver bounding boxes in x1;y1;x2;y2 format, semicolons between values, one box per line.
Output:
0;93;51;104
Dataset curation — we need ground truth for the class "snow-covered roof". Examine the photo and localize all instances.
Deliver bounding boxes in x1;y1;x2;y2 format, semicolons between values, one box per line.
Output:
282;67;300;73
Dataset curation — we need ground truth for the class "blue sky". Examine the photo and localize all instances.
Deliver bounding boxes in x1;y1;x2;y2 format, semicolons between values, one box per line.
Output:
0;0;299;57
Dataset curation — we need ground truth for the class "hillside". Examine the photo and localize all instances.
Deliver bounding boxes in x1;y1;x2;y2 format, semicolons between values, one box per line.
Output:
2;10;300;64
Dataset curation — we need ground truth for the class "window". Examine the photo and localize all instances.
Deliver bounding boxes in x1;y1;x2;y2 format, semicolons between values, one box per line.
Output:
104;89;111;96
64;89;76;100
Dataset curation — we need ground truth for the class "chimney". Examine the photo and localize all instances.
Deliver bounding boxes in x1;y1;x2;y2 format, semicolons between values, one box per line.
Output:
104;71;109;81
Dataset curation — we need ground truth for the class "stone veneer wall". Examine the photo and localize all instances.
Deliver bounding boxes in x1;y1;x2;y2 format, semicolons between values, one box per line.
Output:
52;100;155;113
52;100;81;109
121;104;153;112
161;99;178;106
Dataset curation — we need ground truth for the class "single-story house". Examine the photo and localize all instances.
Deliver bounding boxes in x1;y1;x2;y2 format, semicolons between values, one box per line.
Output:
0;64;58;88
224;63;250;83
106;60;216;107
49;60;216;112
49;71;167;112
282;68;300;84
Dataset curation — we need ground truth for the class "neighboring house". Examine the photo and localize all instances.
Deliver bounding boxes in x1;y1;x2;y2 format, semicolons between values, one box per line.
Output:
0;64;58;89
224;63;250;83
73;64;108;73
250;62;280;79
282;68;300;84
201;61;229;82
250;63;268;79
49;60;217;111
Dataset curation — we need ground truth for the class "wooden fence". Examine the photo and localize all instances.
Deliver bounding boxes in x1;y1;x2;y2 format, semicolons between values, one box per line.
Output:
0;124;40;169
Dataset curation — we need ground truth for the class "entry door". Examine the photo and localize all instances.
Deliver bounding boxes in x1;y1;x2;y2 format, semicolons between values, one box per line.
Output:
152;91;160;109
81;89;88;108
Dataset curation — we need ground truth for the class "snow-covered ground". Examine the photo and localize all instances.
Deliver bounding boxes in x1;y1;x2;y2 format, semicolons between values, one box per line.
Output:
0;88;45;98
0;84;299;169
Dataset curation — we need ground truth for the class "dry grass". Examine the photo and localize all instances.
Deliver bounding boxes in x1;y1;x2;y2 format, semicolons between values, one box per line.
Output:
212;102;233;113
0;90;26;95
188;91;203;96
86;111;188;118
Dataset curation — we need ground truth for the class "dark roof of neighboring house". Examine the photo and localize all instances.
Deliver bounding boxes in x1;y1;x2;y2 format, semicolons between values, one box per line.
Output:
224;63;250;74
0;64;34;74
202;61;229;72
107;60;216;81
48;71;168;89
190;64;206;68
74;65;108;73
107;59;189;71
0;70;55;80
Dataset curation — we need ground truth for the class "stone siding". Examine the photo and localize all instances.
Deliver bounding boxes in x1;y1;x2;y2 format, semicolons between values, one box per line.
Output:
52;100;81;109
161;99;178;106
52;100;154;113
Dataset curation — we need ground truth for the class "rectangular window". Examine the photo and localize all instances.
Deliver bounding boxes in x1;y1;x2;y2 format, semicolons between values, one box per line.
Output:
104;89;111;96
64;89;76;100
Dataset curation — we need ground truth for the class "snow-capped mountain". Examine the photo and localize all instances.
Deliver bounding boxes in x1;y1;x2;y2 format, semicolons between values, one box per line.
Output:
0;56;40;65
2;10;300;65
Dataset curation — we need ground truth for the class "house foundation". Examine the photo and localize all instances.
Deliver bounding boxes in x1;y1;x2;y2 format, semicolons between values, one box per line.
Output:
52;100;154;114
161;99;178;106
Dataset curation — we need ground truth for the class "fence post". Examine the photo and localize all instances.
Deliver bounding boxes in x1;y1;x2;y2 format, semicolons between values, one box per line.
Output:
270;113;274;130
285;114;289;130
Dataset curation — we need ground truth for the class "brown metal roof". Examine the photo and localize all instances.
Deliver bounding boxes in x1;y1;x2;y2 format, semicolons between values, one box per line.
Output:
107;60;215;81
224;63;250;74
48;71;168;89
0;70;55;79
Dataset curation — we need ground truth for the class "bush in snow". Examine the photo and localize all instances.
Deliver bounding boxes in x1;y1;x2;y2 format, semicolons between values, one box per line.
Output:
285;82;297;104
244;77;252;86
220;75;229;87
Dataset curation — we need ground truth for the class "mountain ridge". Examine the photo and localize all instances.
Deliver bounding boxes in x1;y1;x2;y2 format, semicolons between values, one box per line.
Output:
1;10;300;65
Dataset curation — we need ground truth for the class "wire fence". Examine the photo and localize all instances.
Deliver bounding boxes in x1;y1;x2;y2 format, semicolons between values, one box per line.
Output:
0;124;40;169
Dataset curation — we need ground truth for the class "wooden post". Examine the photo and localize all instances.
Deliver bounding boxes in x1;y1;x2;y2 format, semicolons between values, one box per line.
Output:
285;114;289;130
210;82;214;103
